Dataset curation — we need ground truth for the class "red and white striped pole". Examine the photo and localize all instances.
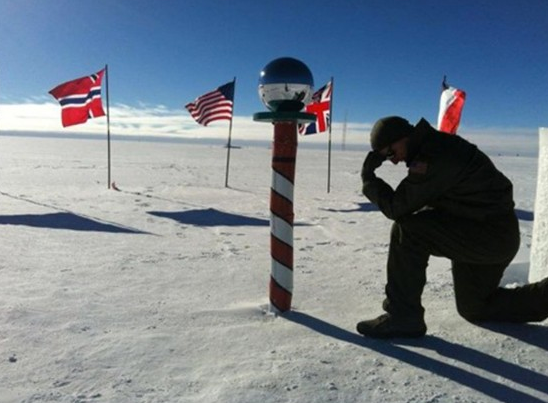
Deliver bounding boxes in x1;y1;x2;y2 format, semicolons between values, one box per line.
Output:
253;115;313;314
254;57;315;314
269;121;298;312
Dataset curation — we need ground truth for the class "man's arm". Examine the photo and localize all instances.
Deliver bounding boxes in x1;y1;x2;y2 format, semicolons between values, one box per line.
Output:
362;156;463;220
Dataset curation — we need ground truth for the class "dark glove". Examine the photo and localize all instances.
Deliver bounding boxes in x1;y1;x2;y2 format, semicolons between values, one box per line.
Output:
361;151;385;183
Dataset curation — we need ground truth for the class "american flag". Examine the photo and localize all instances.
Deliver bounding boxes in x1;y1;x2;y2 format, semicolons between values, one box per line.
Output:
437;78;466;134
185;81;234;126
298;80;332;135
49;69;106;127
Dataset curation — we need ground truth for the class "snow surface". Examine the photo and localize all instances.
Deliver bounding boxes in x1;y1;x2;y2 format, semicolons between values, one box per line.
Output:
0;133;546;403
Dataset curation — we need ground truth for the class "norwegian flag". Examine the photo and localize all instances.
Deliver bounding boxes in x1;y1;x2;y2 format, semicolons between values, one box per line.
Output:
49;69;106;127
299;80;332;135
437;78;466;134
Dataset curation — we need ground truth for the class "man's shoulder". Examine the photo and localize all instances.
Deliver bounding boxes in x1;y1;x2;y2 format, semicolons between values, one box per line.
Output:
423;130;477;156
412;134;477;177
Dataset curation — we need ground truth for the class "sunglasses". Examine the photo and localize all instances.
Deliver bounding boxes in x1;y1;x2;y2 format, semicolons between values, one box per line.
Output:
385;145;395;160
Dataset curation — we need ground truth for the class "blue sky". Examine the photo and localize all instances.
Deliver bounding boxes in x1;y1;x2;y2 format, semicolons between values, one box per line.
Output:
0;0;547;139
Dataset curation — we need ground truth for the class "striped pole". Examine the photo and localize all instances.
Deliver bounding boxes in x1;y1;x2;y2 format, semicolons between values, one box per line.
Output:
254;57;316;314
270;121;298;313
254;111;315;314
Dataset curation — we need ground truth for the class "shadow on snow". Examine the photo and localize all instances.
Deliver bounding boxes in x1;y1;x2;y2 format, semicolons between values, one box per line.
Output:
284;311;548;403
322;202;380;213
0;212;146;234
0;191;150;234
148;208;270;227
515;208;534;221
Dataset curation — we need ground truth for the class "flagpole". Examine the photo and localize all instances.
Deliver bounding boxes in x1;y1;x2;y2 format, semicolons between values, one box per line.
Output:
105;64;111;189
341;110;347;151
224;77;236;188
327;77;334;193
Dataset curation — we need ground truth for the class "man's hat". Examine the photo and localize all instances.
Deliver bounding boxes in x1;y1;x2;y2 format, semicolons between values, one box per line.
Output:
370;116;413;151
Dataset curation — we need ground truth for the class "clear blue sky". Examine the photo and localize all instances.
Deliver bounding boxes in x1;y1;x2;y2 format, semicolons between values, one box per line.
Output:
1;0;547;132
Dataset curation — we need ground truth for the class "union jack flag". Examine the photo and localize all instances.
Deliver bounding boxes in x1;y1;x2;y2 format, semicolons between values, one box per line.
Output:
299;80;332;135
49;69;106;127
185;81;234;126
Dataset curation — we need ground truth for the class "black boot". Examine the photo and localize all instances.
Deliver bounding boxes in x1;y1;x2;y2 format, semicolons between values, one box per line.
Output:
356;313;427;339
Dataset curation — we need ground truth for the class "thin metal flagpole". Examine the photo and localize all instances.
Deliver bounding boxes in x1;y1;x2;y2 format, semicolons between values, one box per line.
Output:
327;77;334;193
341;110;347;151
224;77;236;188
105;64;111;189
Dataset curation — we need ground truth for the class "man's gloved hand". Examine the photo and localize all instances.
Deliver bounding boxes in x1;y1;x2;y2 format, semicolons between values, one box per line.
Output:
361;151;385;183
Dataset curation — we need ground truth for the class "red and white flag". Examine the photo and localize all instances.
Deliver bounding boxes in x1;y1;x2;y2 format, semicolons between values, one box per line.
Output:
437;79;466;134
49;69;106;127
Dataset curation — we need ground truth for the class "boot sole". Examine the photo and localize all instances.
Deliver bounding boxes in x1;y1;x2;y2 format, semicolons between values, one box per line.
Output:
356;324;426;339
